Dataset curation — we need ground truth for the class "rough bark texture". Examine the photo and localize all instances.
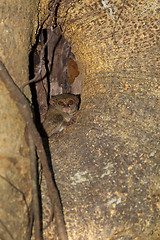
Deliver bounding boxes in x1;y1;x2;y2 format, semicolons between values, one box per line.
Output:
0;0;51;239
42;0;160;239
0;0;160;239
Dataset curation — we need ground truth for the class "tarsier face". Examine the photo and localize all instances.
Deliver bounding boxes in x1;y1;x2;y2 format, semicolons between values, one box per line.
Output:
50;93;80;115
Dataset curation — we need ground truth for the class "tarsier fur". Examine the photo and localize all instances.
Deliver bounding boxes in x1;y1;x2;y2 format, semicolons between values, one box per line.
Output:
43;93;80;137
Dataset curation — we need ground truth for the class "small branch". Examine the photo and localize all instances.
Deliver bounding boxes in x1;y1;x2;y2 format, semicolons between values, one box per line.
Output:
27;128;42;239
0;61;68;240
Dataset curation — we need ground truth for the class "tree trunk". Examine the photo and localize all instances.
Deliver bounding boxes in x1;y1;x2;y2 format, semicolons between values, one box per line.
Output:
0;0;160;239
0;0;51;239
44;0;160;239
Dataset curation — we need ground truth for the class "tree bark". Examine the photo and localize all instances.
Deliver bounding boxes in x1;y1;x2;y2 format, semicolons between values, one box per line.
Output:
0;0;51;239
0;0;160;239
43;0;160;239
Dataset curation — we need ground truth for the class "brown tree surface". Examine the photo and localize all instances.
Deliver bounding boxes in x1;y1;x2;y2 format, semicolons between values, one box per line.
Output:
44;0;160;239
0;0;160;240
0;0;52;239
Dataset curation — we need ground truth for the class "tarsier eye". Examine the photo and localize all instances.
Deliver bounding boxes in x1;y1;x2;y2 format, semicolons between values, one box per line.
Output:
58;101;64;106
68;99;74;105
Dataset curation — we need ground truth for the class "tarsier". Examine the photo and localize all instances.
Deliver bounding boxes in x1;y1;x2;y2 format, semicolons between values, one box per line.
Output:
43;93;80;137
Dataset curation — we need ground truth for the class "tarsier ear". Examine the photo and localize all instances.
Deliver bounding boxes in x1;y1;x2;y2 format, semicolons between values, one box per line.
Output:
49;96;57;105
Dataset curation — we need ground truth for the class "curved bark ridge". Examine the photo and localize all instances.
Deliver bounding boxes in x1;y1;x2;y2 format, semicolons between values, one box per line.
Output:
41;1;160;239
